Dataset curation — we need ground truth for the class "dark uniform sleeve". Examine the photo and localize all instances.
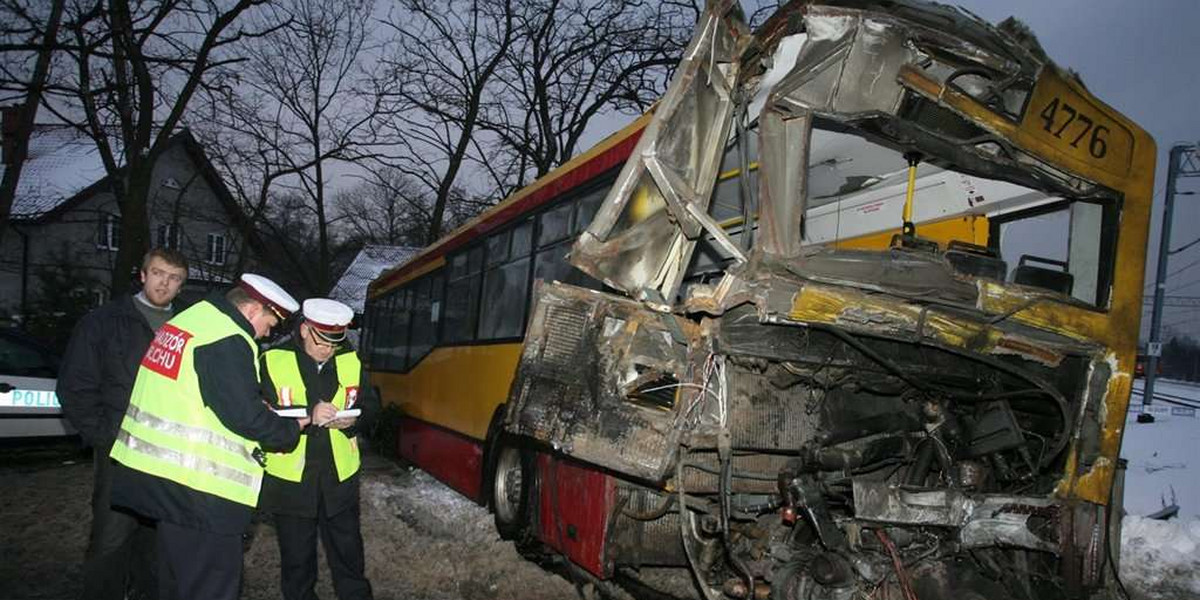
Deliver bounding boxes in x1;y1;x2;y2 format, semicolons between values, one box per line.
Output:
195;336;301;453
342;357;379;439
57;312;113;448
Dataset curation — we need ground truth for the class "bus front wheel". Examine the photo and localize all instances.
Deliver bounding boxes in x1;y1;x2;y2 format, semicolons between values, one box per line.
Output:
491;438;532;540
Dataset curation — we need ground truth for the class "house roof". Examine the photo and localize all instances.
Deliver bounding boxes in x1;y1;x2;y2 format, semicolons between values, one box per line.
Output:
1;125;109;218
330;244;420;312
1;126;251;231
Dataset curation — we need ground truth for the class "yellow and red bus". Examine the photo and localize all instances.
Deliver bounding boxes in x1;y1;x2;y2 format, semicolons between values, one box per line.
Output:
365;1;1154;598
362;110;646;501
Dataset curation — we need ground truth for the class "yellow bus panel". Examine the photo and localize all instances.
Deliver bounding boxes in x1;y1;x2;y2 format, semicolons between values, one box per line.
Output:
369;343;523;441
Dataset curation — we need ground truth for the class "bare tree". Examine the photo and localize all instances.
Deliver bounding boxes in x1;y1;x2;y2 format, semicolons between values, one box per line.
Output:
481;0;694;190
332;169;428;247
374;0;517;243
0;0;271;294
0;0;64;246
255;189;323;294
198;0;383;293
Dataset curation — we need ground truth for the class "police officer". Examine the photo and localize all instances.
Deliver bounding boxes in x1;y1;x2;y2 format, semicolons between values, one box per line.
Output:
260;298;378;600
108;274;309;600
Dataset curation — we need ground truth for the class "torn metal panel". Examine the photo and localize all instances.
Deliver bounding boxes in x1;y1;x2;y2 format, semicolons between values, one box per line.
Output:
570;0;749;302
852;480;1059;552
505;282;695;482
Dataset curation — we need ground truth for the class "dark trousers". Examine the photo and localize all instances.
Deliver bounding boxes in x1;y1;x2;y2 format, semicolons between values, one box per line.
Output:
82;451;158;600
157;520;242;600
276;504;373;600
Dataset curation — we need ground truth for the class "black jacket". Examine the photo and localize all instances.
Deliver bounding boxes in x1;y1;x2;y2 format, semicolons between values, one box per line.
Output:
110;294;303;534
258;334;378;519
58;295;159;449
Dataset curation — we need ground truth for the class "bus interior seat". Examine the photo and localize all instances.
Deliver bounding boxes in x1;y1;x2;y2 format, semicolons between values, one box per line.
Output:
944;240;1007;280
1012;254;1074;295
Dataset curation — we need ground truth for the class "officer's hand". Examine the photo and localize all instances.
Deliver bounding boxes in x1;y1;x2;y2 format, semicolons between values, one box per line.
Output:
325;417;357;430
297;416;312;429
313;402;338;425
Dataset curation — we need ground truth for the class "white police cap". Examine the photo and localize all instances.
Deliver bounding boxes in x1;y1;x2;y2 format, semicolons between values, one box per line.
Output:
303;298;353;343
238;273;299;319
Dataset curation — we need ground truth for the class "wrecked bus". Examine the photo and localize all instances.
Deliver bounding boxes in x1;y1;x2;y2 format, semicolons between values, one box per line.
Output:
365;1;1154;598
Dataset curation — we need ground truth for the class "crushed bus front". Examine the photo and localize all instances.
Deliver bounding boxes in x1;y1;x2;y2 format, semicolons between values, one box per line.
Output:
503;1;1154;598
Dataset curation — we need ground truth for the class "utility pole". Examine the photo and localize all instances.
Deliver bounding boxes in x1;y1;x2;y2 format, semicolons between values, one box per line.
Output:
1142;143;1200;421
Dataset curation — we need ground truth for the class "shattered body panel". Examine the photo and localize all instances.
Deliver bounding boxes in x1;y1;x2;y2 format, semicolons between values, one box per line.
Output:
505;1;1154;599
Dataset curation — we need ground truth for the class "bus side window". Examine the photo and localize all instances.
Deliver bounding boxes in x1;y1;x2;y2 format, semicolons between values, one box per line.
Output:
445;248;483;343
511;219;533;257
372;288;410;371
480;223;532;340
364;296;384;368
539;201;573;247
408;276;438;364
575;188;605;234
394;289;414;370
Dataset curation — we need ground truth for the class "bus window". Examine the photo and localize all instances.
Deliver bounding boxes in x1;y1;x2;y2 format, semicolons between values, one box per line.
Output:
994;199;1115;307
511;219;533;257
480;254;531;340
538;202;573;247
486;229;510;266
445;247;483;342
408;274;441;362
575;188;605;233
534;241;572;283
374;288;410;371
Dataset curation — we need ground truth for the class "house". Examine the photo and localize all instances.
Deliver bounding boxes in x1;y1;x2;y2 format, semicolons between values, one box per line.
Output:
0;119;256;319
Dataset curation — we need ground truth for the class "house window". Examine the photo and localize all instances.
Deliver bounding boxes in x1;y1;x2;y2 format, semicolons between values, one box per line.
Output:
157;223;181;250
98;213;120;251
206;233;227;265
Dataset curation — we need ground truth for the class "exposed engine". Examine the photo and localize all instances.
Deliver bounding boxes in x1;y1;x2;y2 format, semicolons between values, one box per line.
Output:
618;306;1100;600
508;269;1119;599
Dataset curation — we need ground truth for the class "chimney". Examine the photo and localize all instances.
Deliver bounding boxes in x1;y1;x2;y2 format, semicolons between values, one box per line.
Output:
2;105;23;165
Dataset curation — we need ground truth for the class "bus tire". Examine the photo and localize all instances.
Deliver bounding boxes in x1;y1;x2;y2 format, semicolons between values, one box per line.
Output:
491;435;533;541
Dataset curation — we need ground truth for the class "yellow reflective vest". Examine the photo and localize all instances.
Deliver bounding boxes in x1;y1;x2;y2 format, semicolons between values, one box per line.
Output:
262;349;362;483
109;300;265;507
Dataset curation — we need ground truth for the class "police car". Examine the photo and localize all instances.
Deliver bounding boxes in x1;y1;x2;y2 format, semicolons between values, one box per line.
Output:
0;329;74;438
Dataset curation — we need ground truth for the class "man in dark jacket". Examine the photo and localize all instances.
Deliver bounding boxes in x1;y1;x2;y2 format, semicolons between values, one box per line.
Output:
260;298;379;600
58;247;188;600
110;274;309;600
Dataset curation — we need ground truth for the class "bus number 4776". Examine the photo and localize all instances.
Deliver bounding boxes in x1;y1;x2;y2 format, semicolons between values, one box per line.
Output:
1039;96;1109;159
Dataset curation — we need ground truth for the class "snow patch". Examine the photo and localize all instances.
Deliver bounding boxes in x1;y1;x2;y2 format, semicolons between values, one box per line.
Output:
1120;516;1200;599
1122;380;1200;519
363;465;497;543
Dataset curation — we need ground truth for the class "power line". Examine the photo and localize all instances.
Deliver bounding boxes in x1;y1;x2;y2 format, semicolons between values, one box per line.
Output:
1166;254;1200;280
1167;278;1200;294
1169;233;1200;255
1142;295;1200;306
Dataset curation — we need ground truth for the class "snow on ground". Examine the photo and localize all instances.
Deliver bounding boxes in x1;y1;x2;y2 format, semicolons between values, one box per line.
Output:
1123;379;1200;519
1121;516;1200;600
1119;379;1200;599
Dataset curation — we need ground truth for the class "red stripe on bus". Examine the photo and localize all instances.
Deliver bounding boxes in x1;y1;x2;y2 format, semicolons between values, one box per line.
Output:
374;128;643;292
398;417;484;502
536;453;615;578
